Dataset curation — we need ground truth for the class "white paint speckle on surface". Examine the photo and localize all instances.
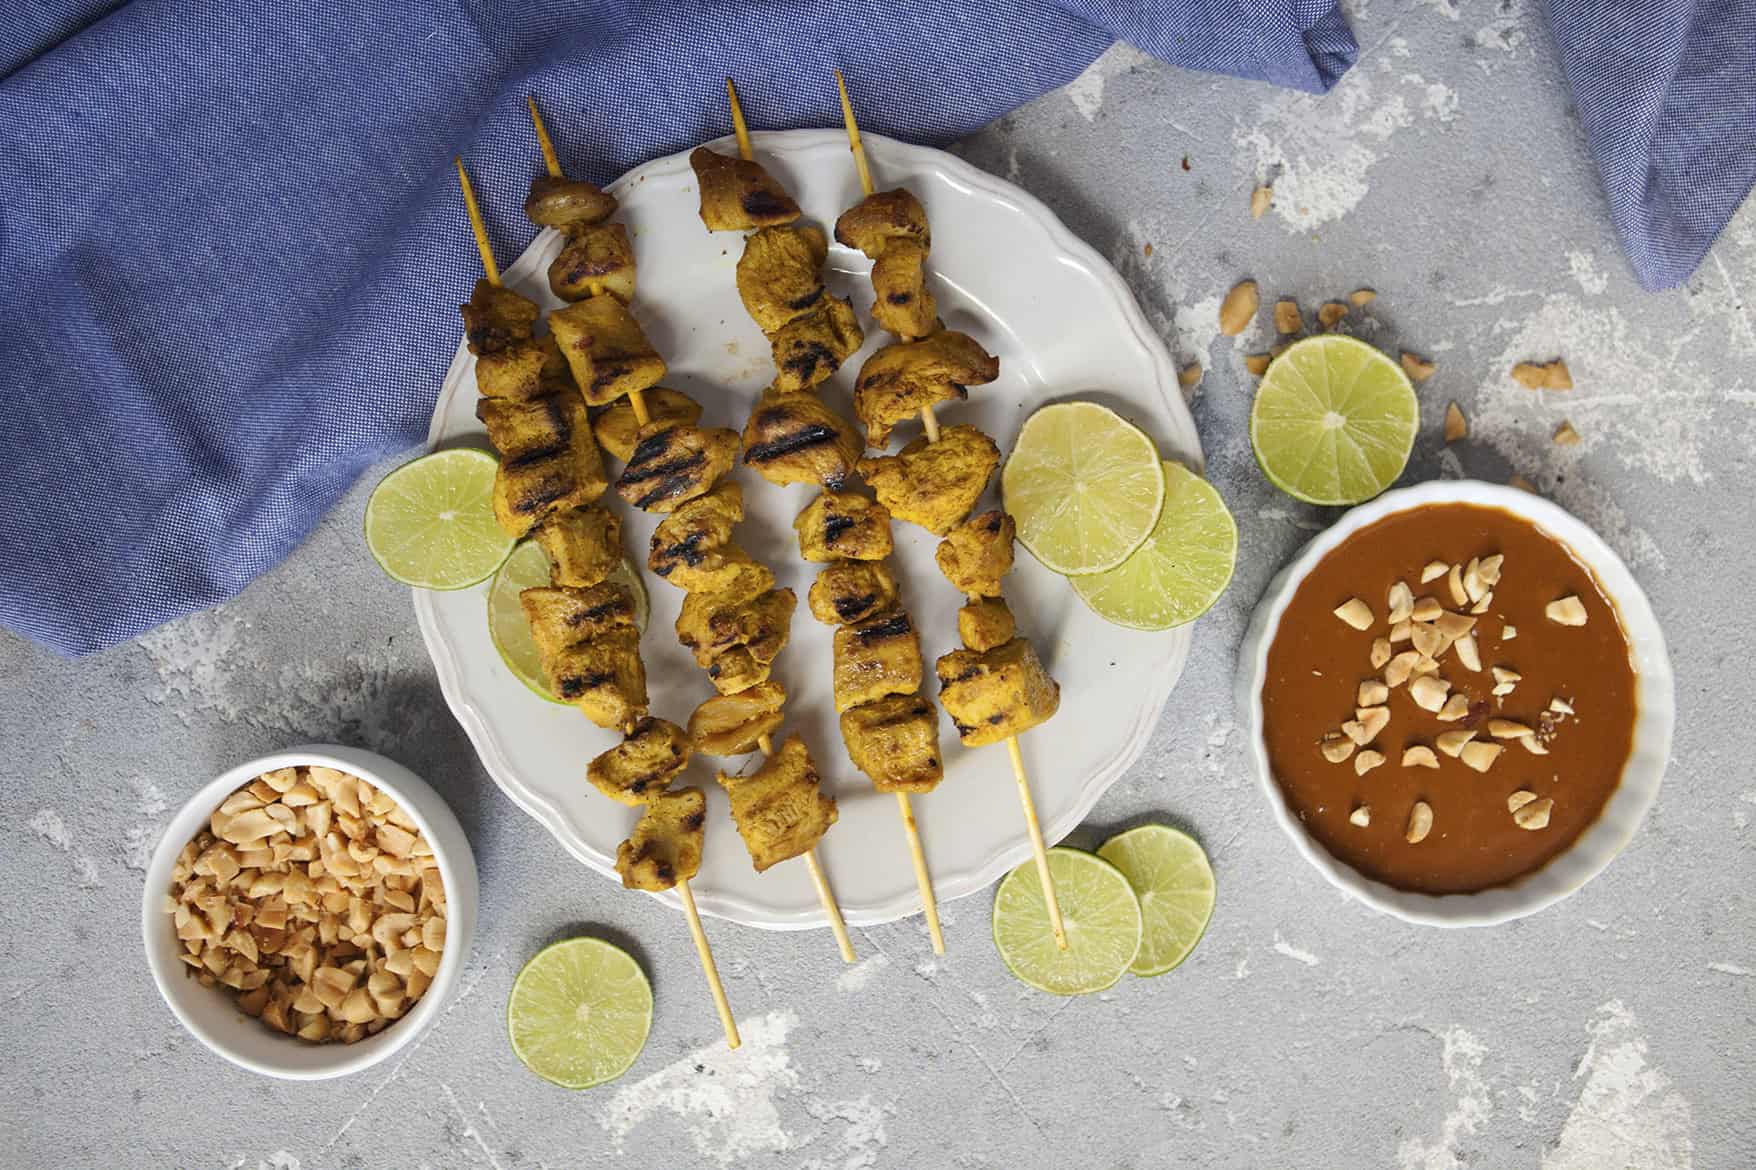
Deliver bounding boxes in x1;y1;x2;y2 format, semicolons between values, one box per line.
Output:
1543;1001;1694;1170
799;1096;893;1170
1567;250;1609;295
1706;962;1751;977
1271;931;1319;967
603;1011;800;1164
1398;1027;1490;1170
29;808;102;888
1061;43;1154;122
836;953;890;993
120;778;170;872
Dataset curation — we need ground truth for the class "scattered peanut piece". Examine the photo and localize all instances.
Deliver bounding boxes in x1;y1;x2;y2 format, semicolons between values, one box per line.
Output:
1545;360;1574;390
1403;745;1440;769
1553;420;1581;446
1470;591;1494;615
1460;741;1504;772
1502;624;1518;641
1437;693;1471;722
1316;301;1349;329
1454;633;1482;673
1488;719;1534;740
1401;352;1437;382
1409;675;1450;712
1546;596;1589;626
1513;797;1554;830
1274;298;1303;334
1549;696;1576;716
1420;561;1449;584
1355;749;1387;776
1446;564;1468;608
1387;581;1414;623
1405;801;1433;844
1333;598;1373;630
1320;734;1357;764
1411;622;1443;658
1442;400;1468;442
1348;288;1377;307
1354;706;1392;742
1178;362;1204;389
1358;679;1390;707
1384;650;1421;688
1244;353;1272;376
1219;279;1259;335
1250;185;1273;219
1436;729;1476;757
1370;638;1393;670
1389;619;1413;644
1507;790;1538;813
1511;362;1549;389
1349;805;1372;828
1522;736;1550;756
1411;596;1443;622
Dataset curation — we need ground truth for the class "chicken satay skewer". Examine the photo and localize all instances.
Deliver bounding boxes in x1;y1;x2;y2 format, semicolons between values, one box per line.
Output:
833;78;1068;950
528;97;853;962
725;78;945;954
458;158;740;1046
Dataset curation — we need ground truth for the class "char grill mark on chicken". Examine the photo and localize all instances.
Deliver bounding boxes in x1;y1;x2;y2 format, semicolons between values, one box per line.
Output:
716;735;839;871
838;693;944;794
548;294;667;406
690;147;802;232
688;681;788;757
550;222;637;303
741;388;862;488
767;297;864;394
587;717;693;806
935;510;1015;597
736;226;829;333
676;584;795;676
477;387;608;538
593;388;703;463
857;424;1000;536
646;481;745;589
520;583;648;730
615;424;740;512
808;560;900;626
832;610;924;712
615;786;707;891
935;637;1060;747
794;490;894;562
854;331;999;448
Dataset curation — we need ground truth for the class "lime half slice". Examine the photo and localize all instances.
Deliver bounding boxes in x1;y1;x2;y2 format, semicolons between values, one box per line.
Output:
992;847;1142;996
1249;335;1418;505
507;937;652;1089
1096;825;1216;977
1071;461;1237;631
1002;402;1166;575
490;540;648;703
365;448;514;589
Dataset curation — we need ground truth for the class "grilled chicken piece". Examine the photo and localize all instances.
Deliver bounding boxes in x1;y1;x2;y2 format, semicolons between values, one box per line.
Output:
936;510;1015;597
832;610;923;712
593;388;702;462
615;787;706;891
718;735;838;872
741;388;861;489
769;297;864;393
460;279;542;355
702;646;772;695
524;175;619;230
549;222;637;304
957;597;1016;653
520;584;647;729
475;337;552;401
691;146;801;231
834;189;931;258
647;481;746;590
794;490;894;562
688;680;787;756
615;423;740;512
869;238;938;340
854;332;999;447
548;294;667;406
534;505;623;588
858;425;1000;536
808;560;900;626
478;394;608;537
587;717;692;806
736;226;828;332
677;586;795;673
936;637;1060;746
839;694;943;793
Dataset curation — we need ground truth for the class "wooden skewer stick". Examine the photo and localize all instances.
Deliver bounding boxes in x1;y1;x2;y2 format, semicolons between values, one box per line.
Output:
731;74;946;954
524;97;651;429
459;149;738;1044
835;75;1067;951
754;733;857;964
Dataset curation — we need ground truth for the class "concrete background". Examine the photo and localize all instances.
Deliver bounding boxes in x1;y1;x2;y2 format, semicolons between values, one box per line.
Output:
3;2;1751;1166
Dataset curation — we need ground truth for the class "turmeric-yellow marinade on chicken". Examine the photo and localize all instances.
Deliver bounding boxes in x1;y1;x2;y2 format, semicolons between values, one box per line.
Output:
717;735;838;872
587;717;692;806
688;681;788;757
857;425;1000;536
520;583;647;730
615;787;707;891
854;330;998;447
615;424;741;512
741;388;863;488
533;505;622;589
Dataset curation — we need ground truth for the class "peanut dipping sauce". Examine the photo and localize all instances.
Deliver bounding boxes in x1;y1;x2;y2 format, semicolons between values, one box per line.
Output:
1262;503;1636;894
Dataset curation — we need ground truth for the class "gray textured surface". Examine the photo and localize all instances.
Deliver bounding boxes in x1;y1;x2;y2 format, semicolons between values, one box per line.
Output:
4;4;1752;1166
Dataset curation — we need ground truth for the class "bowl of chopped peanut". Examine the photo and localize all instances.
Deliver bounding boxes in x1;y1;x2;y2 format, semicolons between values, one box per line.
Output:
141;745;478;1079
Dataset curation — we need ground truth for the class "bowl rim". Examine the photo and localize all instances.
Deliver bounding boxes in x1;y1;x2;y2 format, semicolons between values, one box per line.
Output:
140;744;477;1079
1235;480;1675;927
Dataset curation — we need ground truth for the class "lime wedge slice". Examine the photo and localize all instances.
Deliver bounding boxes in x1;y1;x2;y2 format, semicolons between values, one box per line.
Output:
364;448;514;589
490;540;648;703
1001;402;1166;575
1096;824;1216;977
1071;461;1237;631
1249;335;1418;505
507;937;652;1089
992;847;1142;996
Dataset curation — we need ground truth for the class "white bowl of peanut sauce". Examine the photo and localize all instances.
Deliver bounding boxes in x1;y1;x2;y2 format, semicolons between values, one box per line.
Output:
1237;480;1674;926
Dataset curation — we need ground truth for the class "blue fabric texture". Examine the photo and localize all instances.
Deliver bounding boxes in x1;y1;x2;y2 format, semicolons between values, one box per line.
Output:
0;0;1357;655
1548;0;1756;292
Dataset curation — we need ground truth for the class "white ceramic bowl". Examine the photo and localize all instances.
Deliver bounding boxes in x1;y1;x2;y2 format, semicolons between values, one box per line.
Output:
1236;481;1674;927
141;745;479;1079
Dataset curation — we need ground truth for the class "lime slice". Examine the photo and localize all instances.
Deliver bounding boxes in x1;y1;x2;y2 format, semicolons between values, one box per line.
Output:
1249;335;1418;505
364;448;514;589
1001;402;1166;575
1071;461;1237;631
490;540;649;703
507;937;652;1089
992;847;1143;996
1096;824;1216;977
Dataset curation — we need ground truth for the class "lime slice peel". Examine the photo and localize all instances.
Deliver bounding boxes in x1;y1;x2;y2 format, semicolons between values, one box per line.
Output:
992;847;1143;996
507;937;652;1090
1096;824;1216;977
1071;461;1238;631
364;447;514;589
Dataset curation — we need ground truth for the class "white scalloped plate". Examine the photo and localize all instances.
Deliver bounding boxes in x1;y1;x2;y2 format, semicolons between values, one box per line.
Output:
415;130;1202;929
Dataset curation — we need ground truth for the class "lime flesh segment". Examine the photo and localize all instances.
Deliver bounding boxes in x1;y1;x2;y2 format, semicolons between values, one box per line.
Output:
1096;824;1216;977
1249;335;1418;506
507;937;652;1089
489;540;648;704
1071;461;1238;631
992;847;1143;996
1002;402;1167;575
364;447;514;589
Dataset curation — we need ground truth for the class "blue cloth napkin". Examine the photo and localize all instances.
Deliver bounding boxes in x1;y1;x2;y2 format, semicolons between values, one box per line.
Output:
1550;0;1756;292
0;0;1357;654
